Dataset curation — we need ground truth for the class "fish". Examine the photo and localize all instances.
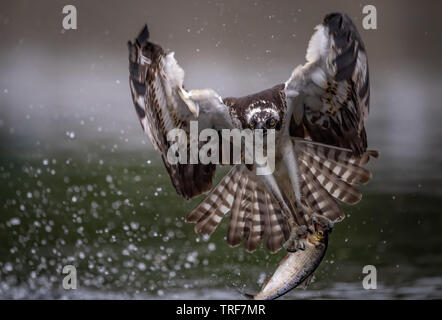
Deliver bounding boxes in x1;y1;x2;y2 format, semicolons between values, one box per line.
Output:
249;218;330;300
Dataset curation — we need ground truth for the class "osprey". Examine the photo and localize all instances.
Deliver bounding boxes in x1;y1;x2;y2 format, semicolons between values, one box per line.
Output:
127;13;378;253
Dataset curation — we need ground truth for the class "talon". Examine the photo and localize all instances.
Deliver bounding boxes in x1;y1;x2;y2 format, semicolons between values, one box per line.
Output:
300;202;314;215
283;239;305;252
283;243;297;253
296;240;305;251
283;226;308;252
283;234;297;252
311;214;334;233
296;225;308;236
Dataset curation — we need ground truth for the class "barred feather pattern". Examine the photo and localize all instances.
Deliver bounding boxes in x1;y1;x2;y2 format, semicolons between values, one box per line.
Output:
244;177;263;252
299;163;344;222
186;166;239;234
300;155;362;205
263;191;290;252
296;139;379;222
186;141;378;251
286;13;370;156
227;169;249;247
128;25;224;200
128;20;378;255
186;165;291;253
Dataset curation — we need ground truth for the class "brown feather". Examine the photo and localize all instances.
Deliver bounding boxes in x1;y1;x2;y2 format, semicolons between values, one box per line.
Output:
128;25;219;200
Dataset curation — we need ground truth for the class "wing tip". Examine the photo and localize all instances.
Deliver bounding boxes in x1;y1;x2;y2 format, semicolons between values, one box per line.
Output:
136;24;150;46
368;150;380;159
227;238;241;248
323;12;349;29
185;209;202;223
360;171;373;185
348;193;363;205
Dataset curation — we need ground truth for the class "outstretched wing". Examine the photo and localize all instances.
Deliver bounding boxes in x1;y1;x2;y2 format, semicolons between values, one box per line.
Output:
285;13;369;155
128;25;234;200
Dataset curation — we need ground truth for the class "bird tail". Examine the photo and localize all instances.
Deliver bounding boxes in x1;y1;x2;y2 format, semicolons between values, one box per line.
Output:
185;140;379;253
186;165;290;253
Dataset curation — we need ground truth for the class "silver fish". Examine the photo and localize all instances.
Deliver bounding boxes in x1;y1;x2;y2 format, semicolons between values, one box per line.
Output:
250;220;330;300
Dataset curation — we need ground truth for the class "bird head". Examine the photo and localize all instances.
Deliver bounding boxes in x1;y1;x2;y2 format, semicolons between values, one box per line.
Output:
245;101;282;135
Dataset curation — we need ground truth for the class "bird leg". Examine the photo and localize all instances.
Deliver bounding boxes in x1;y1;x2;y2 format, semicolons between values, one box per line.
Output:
279;137;319;251
255;169;298;228
281;137;314;218
283;225;308;252
311;214;334;234
255;164;309;253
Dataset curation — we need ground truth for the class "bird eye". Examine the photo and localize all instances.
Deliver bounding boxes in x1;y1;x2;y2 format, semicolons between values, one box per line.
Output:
318;231;324;236
268;118;277;128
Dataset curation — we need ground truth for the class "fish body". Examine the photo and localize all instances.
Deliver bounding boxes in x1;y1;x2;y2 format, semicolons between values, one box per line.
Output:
252;228;328;300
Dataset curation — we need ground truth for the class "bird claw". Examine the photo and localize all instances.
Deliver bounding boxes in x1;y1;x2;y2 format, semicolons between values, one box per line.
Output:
311;214;334;233
283;226;308;252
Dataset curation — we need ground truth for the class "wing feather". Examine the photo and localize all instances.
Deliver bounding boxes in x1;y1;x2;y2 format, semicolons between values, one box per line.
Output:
129;21;378;255
295;138;378;222
227;167;248;247
263;191;288;253
285;13;370;155
187;165;291;253
128;25;234;200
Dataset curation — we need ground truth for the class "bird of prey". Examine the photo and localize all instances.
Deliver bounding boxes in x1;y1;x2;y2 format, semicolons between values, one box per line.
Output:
127;13;378;254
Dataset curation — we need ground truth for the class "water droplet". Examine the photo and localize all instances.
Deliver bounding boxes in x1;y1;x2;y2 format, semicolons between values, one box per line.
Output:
4;262;13;272
130;222;139;230
8;217;21;226
137;262;146;271
66;131;76;139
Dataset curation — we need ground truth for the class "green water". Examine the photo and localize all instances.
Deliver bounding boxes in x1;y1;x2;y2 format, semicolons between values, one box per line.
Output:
1;0;442;299
0;0;441;299
0;144;441;299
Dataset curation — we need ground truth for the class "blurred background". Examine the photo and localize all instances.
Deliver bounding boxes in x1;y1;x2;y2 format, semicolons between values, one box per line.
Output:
0;0;441;299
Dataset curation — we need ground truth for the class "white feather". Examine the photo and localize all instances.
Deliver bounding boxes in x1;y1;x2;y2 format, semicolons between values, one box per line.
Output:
311;68;327;88
163;52;185;88
305;25;330;63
